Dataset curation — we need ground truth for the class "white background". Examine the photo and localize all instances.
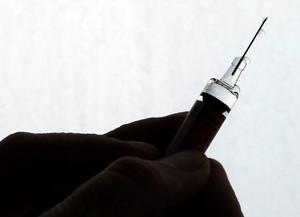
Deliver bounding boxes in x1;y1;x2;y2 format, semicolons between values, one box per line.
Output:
0;1;299;216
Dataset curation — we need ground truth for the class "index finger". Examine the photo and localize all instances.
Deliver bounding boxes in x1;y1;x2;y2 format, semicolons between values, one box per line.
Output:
105;112;187;153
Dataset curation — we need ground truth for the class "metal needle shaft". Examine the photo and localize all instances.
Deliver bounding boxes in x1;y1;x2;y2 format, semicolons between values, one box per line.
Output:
232;17;268;75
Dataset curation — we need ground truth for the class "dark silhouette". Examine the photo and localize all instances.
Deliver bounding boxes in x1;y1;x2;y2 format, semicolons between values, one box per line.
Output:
0;113;243;217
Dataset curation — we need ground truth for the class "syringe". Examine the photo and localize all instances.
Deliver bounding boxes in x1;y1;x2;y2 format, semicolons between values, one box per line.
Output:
167;17;268;155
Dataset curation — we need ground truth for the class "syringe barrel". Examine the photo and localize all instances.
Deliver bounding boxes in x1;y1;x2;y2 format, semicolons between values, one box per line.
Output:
166;56;246;155
166;91;230;155
167;70;243;155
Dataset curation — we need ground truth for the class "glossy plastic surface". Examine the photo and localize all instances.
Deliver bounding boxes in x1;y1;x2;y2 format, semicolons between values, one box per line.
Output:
167;93;230;155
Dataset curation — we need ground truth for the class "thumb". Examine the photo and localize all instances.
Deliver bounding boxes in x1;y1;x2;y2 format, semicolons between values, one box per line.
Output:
158;151;210;205
39;151;210;217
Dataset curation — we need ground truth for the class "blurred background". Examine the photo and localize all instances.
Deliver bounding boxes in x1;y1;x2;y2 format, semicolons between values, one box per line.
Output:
0;0;299;216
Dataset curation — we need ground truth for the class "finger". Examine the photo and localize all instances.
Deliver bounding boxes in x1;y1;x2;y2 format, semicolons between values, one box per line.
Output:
0;132;160;214
105;112;187;152
1;132;160;176
166;159;244;217
200;159;243;216
39;151;210;217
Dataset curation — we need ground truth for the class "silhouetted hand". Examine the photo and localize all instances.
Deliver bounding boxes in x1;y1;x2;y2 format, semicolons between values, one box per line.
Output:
0;113;243;217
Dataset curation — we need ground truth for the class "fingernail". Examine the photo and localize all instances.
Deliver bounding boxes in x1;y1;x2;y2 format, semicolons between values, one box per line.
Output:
161;151;208;172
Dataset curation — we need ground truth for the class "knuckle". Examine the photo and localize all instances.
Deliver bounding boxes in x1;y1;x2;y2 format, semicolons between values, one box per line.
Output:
0;132;35;161
2;132;32;146
0;132;32;177
107;156;162;189
209;158;227;174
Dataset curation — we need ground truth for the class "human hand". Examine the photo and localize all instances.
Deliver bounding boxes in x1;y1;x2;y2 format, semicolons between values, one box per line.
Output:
0;113;243;217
